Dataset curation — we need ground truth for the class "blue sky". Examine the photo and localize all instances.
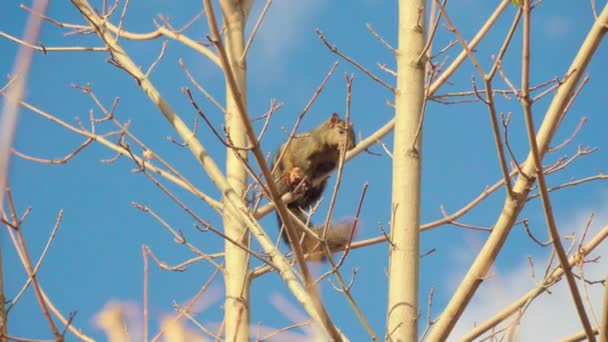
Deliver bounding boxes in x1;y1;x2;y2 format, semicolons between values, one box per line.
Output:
2;0;607;340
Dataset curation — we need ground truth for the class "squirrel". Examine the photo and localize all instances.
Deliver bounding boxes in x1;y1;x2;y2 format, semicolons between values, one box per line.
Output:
271;113;357;261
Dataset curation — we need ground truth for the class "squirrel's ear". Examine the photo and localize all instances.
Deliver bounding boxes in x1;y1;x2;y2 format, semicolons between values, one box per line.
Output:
329;113;340;126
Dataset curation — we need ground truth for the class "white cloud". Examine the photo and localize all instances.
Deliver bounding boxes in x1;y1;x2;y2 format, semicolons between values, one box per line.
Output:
248;0;326;72
543;15;572;39
449;202;608;341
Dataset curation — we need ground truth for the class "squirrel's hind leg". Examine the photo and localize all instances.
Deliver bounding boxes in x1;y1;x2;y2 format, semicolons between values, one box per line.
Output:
285;167;311;194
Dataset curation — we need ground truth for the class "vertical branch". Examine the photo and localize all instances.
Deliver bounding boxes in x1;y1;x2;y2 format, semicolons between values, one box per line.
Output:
217;1;252;340
202;1;344;340
0;0;47;215
483;79;514;198
142;246;149;342
600;272;608;342
520;1;594;340
386;0;425;341
0;239;6;338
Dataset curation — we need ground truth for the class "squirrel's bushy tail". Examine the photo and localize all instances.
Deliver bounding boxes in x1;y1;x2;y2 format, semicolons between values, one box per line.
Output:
278;212;357;262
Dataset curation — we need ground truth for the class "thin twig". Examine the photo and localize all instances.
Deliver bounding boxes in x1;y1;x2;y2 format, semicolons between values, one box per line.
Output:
433;0;486;77
12;138;93;164
366;23;396;52
462;226;608;341
417;0;444;64
179;58;226;113
7;210;64;313
150;267;221;342
132;202;224;271
548;117;587;152
240;0;272;63
0;31;108;52
142;246;149;342
480;78;514;197
316;29;394;92
183;87;251;150
144;40;168;78
419;287;437;341
4;189;62;339
258;320;313;341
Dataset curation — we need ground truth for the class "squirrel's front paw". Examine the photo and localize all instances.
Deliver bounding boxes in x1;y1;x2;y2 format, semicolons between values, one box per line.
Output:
286;167;310;193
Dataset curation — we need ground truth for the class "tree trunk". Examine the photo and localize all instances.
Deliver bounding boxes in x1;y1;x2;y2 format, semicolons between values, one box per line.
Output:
221;2;251;341
386;0;426;340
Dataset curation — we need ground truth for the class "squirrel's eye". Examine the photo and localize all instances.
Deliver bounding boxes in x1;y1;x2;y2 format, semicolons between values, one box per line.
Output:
338;129;345;134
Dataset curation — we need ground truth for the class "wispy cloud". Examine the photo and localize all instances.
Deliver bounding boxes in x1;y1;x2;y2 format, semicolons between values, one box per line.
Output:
248;0;327;77
543;15;572;39
449;200;607;340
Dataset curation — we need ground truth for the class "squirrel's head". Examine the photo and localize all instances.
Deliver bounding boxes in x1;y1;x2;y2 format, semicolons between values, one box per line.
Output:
326;113;356;151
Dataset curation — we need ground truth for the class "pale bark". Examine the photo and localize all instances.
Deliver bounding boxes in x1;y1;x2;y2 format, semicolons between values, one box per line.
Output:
202;1;343;339
600;271;608;342
220;1;252;341
386;0;426;341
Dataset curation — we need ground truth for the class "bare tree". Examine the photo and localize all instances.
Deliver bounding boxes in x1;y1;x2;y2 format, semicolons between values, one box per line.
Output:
1;0;608;341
